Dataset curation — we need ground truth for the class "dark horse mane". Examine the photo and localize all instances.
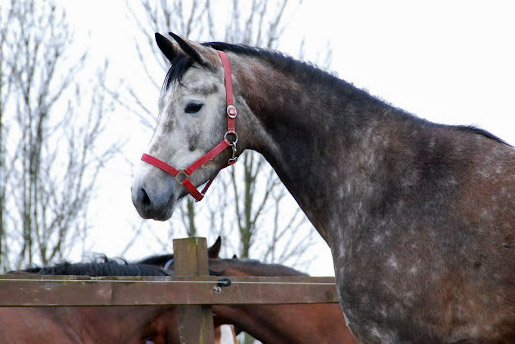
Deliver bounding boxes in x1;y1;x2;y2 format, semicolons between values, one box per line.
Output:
164;39;509;147
18;257;170;277
453;125;510;146
137;253;307;277
137;253;174;267
221;257;309;277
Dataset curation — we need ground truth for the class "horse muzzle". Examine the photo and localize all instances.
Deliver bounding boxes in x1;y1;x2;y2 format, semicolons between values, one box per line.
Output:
131;176;178;221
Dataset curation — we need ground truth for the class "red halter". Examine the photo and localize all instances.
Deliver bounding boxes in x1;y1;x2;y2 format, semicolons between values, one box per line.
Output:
141;51;238;202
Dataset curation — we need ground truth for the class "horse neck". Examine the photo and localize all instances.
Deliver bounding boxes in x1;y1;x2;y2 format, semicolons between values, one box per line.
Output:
233;54;412;244
211;259;355;343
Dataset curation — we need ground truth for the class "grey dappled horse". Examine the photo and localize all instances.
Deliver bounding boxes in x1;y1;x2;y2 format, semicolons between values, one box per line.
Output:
132;33;515;343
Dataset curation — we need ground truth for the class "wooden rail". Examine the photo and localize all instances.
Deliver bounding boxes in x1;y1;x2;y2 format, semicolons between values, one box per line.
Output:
0;237;338;343
0;275;338;306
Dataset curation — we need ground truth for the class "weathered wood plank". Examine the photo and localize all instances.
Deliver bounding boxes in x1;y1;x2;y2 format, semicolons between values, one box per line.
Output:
173;237;214;344
0;275;338;306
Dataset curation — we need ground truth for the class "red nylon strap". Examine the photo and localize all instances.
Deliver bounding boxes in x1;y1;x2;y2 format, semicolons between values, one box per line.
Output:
142;153;205;201
141;153;179;177
184;139;231;175
218;51;236;134
140;50;237;202
181;177;204;201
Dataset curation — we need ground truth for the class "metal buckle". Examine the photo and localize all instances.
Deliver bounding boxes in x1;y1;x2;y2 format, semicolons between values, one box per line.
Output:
226;105;237;119
174;170;189;183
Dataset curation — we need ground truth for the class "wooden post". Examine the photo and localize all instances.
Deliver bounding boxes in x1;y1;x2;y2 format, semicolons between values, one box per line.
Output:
173;237;214;344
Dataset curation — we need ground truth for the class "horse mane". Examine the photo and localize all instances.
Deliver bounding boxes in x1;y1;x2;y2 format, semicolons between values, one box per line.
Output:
135;252;307;277
136;253;174;266
164;40;376;108
453;125;511;146
204;41;381;105
163;52;193;90
18;256;170;277
204;42;337;83
214;257;309;277
163;40;511;149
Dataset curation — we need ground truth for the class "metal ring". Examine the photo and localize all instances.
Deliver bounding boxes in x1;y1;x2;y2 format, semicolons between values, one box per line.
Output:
224;132;238;145
226;105;237;119
174;170;189;183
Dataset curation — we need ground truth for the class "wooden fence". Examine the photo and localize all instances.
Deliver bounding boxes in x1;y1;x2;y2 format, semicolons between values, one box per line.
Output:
0;237;338;343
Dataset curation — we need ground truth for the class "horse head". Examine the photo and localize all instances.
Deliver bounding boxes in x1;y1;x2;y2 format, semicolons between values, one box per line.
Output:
131;33;247;220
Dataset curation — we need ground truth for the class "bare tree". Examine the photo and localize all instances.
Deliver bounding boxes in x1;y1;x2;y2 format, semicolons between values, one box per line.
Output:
0;0;117;271
0;1;16;269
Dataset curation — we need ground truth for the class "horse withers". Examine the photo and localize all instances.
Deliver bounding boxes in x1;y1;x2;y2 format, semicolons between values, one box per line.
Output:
131;33;515;343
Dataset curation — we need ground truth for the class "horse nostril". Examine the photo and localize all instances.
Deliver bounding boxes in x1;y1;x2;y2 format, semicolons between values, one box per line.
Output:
132;186;162;219
138;187;152;208
132;183;174;220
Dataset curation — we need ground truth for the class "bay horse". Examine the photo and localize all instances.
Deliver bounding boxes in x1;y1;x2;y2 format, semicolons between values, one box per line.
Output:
131;33;515;342
5;261;179;344
138;236;358;344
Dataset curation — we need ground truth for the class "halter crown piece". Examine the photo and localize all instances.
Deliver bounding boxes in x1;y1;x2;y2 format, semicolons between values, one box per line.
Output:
141;51;238;202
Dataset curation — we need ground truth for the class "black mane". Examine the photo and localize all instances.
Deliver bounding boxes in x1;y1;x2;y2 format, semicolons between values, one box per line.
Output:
164;40;351;97
205;42;368;103
137;252;306;277
137;253;174;266
163;40;511;147
454;125;510;146
20;259;170;277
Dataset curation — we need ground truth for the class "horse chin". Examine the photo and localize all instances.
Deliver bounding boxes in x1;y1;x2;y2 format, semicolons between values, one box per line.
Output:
154;187;192;220
152;193;178;221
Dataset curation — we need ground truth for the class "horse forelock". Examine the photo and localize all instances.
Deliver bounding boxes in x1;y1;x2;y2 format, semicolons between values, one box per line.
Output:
162;52;193;91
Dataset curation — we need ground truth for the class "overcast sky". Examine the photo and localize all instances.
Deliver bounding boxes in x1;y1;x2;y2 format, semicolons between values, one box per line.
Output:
63;0;514;276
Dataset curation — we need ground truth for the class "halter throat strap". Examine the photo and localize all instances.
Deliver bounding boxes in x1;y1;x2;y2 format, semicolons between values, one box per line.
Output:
141;50;237;202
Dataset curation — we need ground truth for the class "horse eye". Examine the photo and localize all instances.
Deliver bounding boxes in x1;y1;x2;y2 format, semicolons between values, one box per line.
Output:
184;102;203;114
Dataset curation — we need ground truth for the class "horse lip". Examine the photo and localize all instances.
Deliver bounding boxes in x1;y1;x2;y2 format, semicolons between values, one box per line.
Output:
152;212;171;221
152;193;177;221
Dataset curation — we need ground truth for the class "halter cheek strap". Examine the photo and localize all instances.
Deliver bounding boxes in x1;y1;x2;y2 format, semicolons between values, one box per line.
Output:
141;50;238;202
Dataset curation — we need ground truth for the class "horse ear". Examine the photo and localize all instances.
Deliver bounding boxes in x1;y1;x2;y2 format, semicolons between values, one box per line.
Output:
208;236;222;259
168;32;219;68
155;33;179;63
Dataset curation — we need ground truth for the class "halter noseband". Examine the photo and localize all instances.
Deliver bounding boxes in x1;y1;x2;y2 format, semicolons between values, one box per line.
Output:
141;51;238;202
